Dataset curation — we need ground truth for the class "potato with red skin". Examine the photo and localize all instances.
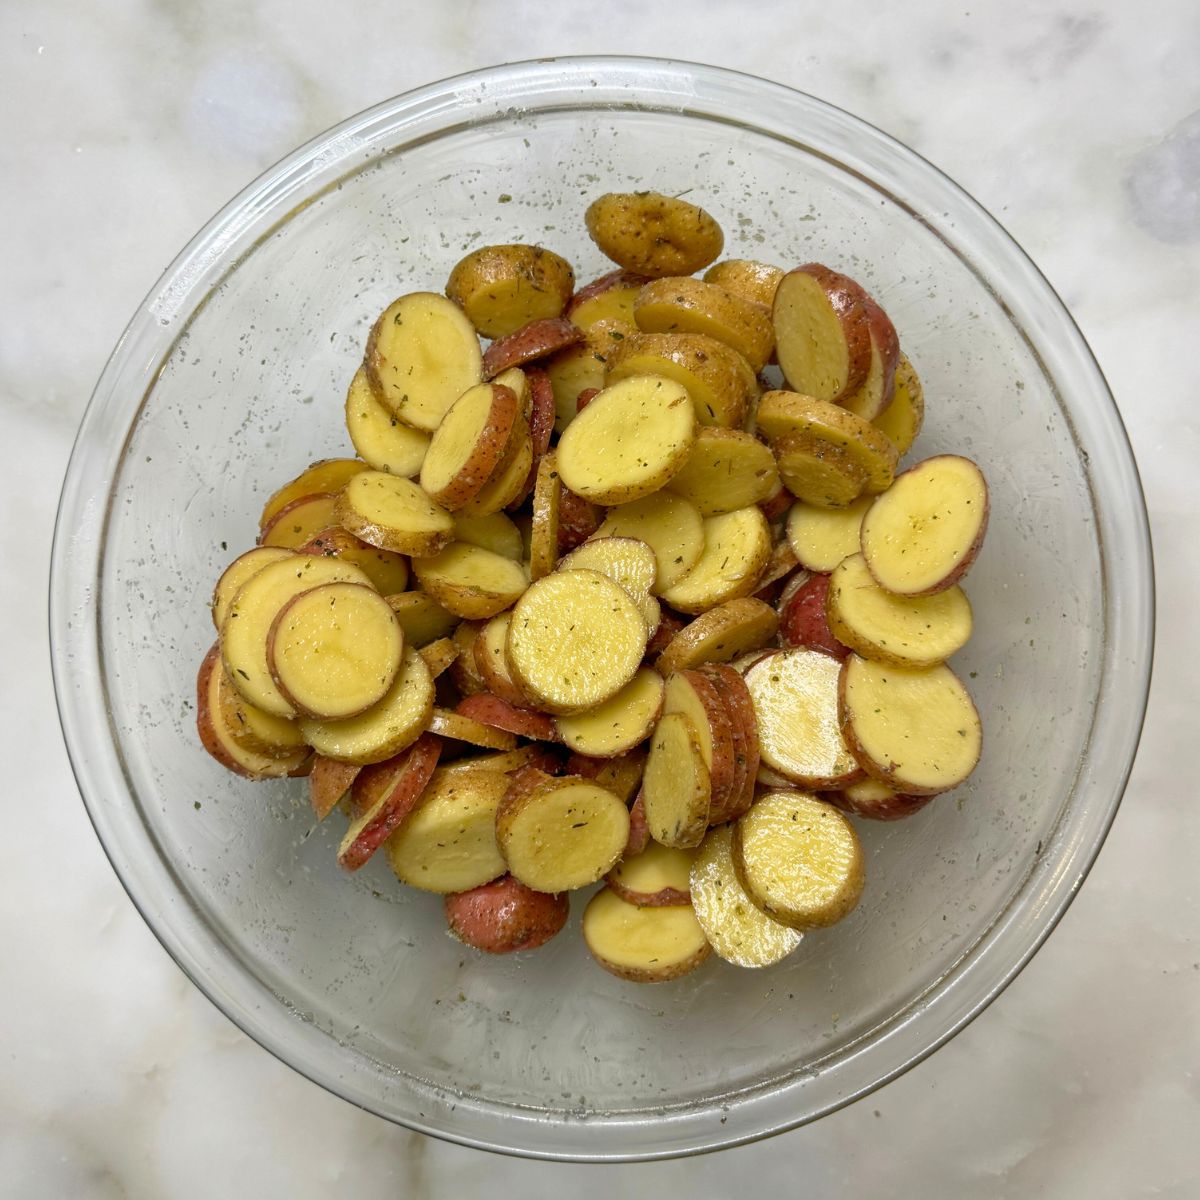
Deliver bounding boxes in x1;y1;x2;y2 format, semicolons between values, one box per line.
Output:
310;756;361;820
454;693;559;742
777;573;848;659
625;792;650;857
444;875;569;954
565;269;648;328
557;488;602;552
482;318;582;378
576;387;601;413
508;367;557;510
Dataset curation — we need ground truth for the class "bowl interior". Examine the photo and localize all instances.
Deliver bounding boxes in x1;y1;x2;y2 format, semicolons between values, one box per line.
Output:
55;60;1149;1160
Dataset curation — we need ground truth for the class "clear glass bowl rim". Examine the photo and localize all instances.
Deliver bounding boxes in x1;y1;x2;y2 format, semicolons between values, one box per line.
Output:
49;56;1155;1161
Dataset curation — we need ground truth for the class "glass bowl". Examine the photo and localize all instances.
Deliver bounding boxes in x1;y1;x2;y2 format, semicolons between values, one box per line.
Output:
50;57;1153;1161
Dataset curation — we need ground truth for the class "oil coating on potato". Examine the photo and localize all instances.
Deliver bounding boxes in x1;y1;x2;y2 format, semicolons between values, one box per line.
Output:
585;192;724;278
446;244;575;339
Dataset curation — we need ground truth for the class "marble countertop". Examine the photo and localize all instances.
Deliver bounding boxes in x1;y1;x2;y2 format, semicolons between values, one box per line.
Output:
3;1;1197;1195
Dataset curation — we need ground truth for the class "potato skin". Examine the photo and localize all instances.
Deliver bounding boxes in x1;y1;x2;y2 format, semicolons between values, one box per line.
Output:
444;874;568;954
777;573;848;659
585;192;724;277
446;244;575;338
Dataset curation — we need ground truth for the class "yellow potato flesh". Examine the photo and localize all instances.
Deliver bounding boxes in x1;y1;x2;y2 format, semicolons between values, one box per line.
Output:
554;668;664;757
344;367;429;477
667;429;779;515
642;711;710;848
595;492;704;593
608;841;695;901
785;496;872;573
660;506;771;614
582;888;710;982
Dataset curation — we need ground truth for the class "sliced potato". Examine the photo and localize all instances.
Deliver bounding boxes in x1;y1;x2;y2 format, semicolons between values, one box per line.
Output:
606;840;695;907
365;292;483;431
454;694;558;743
420;381;521;510
872;353;925;456
556;374;695;505
309;755;361;820
344;366;430;477
772;264;872;401
509;366;556;510
634;277;774;372
220;553;373;718
837;296;900;422
472;613;529;707
446;244;574;338
298;646;434;765
496;775;630;892
385;766;508;893
507;570;648;713
444;875;569;954
335;471;455;557
663;670;737;809
699;663;759;825
554;668;665;758
544;320;633;433
830;777;933;822
860;455;989;596
453;510;523;560
732;790;865;929
448;619;488;696
827;552;972;667
585;191;724;278
660;506;771;614
654;597;778;677
428;706;518;751
412;542;528;620
417;636;458;679
383;590;459;647
773;431;871;508
529;452;561;581
757;539;801;594
839;654;982;794
625;792;650;857
439;745;560;777
297;526;410;596
482;316;582;378
267;582;403;720
757;391;898;493
702;259;783;310
455;412;532;517
786;496;872;573
566;269;647;329
557;485;602;553
259;458;368;530
215;662;309;759
567;749;647;806
558;536;660;630
690;825;802;968
744;648;861;787
582;887;711;982
641;711;711;848
667;428;779;515
604;330;758;429
595;492;705;594
259;493;339;549
211;546;294;630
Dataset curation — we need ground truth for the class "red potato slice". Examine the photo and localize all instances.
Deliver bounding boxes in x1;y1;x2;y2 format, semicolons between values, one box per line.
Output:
446;244;575;339
757;540;801;596
786;495;872;573
419;381;521;510
454;694;558;743
258;493;339;550
557;485;602;553
698;663;760;825
654;597;778;676
496;775;630;892
556;374;696;506
565;269;648;329
506;570;649;714
606;841;695;907
732;790;865;930
472;613;529;707
625;791;651;857
663;670;738;811
827;552;972;667
417;636;458;680
582;887;711;982
772;264;872;401
860;455;989;596
576;387;600;412
412;543;529;620
211;546;295;631
566;751;647;806
335;471;455;557
773;430;871;508
259;458;369;530
595;492;705;594
297;526;410;596
703;259;784;311
309;755;361;820
544;320;633;434
448;619;488;696
528;452;561;581
660;506;772;615
383;591;460;648
641;712;711;849
482;317;583;378
837;296;900;421
440;746;564;779
267;582;405;720
444;875;569;954
428;706;519;751
210;652;308;760
456;411;533;518
196;646;312;779
839;654;982;795
508;366;556;509
745;648;862;788
554;668;664;758
827;778;934;822
777;572;848;659
337;734;443;870
558;536;660;631
666;427;780;516
453;510;523;560
365;292;484;431
690;824;802;968
646;607;688;658
344;365;430;478
872;353;925;456
759;484;794;522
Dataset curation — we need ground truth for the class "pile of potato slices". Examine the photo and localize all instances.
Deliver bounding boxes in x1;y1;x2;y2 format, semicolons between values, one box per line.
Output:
197;189;988;982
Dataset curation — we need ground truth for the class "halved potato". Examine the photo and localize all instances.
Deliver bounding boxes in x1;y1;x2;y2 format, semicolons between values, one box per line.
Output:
309;755;361;820
836;295;900;421
660;506;771;614
690;825;802;968
556;375;695;505
482;316;582;378
582;887;711;982
385;766;508;893
839;654;982;794
606;840;695;907
412;543;528;620
453;695;558;743
860;455;989;595
830;777;933;822
335;471;455;557
417;636;458;679
259;458;368;530
641;711;711;848
544;320;633;433
699;662;759;825
595;492;705;594
557;536;660;630
444;875;569;954
420;381;521;510
428;706;518;750
786;496;872;573
259;493;339;550
667;428;779;515
383;591;459;647
703;259;783;310
297;526;410;596
566;269;647;329
496;775;630;892
744;648;861;787
446;244;574;338
507;570;648;713
585;191;724;278
654;596;777;676
732;790;865;930
455;412;532;517
773;431;871;508
663;670;737;810
344;366;430;477
365;292;483;431
529;452;561;581
872;353;925;456
211;546;294;630
554;668;665;758
772;264;872;401
453;510;523;560
634;277;774;372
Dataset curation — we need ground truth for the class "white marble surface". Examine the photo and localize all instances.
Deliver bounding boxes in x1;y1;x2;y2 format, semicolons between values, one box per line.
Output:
3;1;1197;1194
